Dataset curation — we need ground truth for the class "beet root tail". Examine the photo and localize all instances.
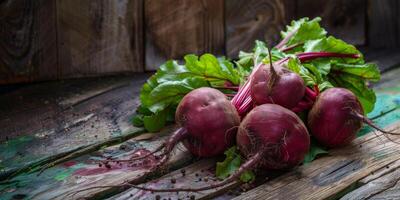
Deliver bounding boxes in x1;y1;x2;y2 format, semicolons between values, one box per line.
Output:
117;149;265;193
354;112;400;144
67;127;189;197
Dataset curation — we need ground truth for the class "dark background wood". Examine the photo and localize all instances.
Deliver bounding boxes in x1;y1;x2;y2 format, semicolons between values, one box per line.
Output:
0;0;57;84
145;0;224;70
296;0;366;45
57;0;144;78
0;0;399;84
225;0;295;58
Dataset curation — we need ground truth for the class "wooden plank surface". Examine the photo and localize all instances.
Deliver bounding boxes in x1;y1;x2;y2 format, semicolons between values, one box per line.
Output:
104;88;400;200
297;0;366;45
0;126;192;200
109;158;241;200
225;0;295;58
341;160;400;200
57;0;144;78
145;0;225;70
368;0;400;48
0;0;57;84
0;75;148;180
232;121;400;200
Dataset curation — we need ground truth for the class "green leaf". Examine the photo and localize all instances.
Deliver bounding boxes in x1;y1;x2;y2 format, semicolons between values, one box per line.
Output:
303;140;328;164
237;41;288;71
331;62;380;82
327;62;380;113
143;110;167;133
305;59;331;76
240;170;255;183
185;54;241;85
147;77;209;113
304;36;363;64
318;81;334;91
287;58;318;86
281;17;327;49
216;147;242;179
131;114;144;127
216;146;255;183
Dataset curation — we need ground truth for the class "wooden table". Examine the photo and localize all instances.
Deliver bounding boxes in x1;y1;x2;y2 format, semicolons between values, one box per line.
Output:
1;49;400;200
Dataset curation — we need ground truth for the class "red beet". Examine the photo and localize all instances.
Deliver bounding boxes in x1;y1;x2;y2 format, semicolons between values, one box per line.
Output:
237;104;310;169
251;62;305;109
231;51;359;116
176;87;240;157
308;87;399;148
119;104;310;193
106;87;240;169
308;88;363;147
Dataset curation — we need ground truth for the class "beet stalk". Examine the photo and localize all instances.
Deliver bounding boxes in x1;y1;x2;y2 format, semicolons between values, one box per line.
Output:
232;52;360;116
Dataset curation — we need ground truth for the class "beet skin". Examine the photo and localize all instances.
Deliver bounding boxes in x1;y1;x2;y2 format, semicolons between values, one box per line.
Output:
176;87;240;157
308;88;364;148
237;104;310;170
251;63;305;109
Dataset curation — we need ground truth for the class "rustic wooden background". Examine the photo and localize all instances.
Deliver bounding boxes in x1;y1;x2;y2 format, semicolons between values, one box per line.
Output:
0;0;399;84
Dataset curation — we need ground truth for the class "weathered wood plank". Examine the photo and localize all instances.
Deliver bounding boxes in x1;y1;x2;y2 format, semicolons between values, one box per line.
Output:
0;127;192;200
109;158;240;200
0;75;148;180
231;119;400;200
368;0;400;48
372;50;400;73
0;0;57;84
225;0;295;58
145;0;224;70
340;160;400;200
297;0;366;45
360;159;400;184
375;67;400;91
57;0;144;78
369;181;400;200
108;90;400;200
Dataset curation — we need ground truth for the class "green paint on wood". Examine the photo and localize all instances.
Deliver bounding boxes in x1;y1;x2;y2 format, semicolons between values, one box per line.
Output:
0;136;33;161
0;139;146;199
0;136;39;176
358;93;400;137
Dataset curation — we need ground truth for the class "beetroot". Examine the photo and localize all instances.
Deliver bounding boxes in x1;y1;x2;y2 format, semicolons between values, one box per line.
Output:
251;62;305;109
237;104;310;169
176;87;240;157
120;104;310;193
231;52;360;116
105;87;240;168
308;88;362;147
308;87;399;148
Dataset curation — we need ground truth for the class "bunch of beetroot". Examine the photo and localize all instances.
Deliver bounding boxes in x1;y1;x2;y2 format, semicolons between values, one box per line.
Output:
100;17;396;192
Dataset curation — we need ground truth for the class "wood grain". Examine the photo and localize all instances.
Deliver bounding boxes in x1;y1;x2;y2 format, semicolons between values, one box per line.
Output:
57;0;144;78
0;0;57;84
110;158;240;200
144;0;224;70
369;181;400;200
368;0;400;48
0;75;148;180
297;0;366;45
225;0;295;58
341;160;400;200
231;122;400;200
0;128;192;200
